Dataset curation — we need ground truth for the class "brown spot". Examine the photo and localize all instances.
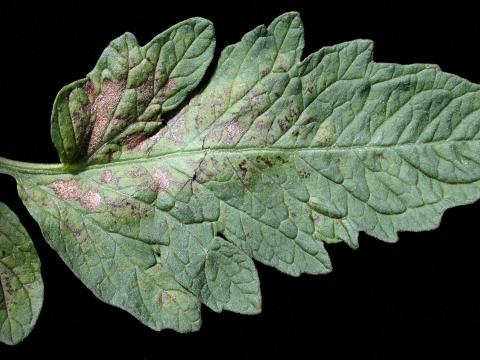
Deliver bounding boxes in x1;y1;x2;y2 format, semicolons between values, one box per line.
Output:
152;246;162;257
298;169;310;179
49;179;103;212
67;223;84;241
85;80;96;101
247;90;266;115
163;79;175;92
154;79;176;103
2;274;14;296
125;133;150;150
80;190;102;212
87;80;125;154
278;117;291;132
49;179;81;200
238;160;248;180
254;121;271;137
152;169;170;192
101;170;114;183
128;166;148;178
304;84;314;94
202;124;223;145
137;75;154;99
101;169;120;188
195;114;206;129
226;120;245;144
167;115;186;145
129;202;141;217
109;198;144;218
69;88;87;129
159;290;175;305
194;158;213;183
313;125;335;147
276;155;288;164
256;155;273;167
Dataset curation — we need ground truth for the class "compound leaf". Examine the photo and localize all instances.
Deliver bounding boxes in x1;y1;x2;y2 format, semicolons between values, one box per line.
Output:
1;12;480;333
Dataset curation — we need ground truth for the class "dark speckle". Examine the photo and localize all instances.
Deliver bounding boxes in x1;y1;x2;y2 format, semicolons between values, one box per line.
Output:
276;155;288;164
238;160;248;180
256;155;273;167
298;169;310;179
304;84;314;94
278;117;291;132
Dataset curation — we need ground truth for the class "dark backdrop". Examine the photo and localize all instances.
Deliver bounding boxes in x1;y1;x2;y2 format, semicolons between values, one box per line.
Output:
0;1;479;359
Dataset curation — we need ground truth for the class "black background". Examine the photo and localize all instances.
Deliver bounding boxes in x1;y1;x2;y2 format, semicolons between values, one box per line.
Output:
0;1;479;359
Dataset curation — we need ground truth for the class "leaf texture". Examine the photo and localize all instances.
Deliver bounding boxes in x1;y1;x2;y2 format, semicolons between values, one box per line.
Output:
3;12;480;332
0;203;43;345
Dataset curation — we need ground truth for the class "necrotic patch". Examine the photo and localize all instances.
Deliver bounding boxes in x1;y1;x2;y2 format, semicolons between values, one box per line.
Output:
49;179;103;212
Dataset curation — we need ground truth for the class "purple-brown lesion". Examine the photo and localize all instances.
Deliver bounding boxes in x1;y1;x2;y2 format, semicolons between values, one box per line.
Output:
85;79;126;155
124;133;152;150
152;168;171;193
100;169;121;188
48;179;103;212
155;78;176;105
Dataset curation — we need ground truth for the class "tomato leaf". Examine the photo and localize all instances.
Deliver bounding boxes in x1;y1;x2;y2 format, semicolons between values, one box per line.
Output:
1;12;480;334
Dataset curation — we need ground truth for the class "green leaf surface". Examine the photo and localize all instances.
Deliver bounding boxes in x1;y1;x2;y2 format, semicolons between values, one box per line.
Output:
0;203;43;345
1;12;480;334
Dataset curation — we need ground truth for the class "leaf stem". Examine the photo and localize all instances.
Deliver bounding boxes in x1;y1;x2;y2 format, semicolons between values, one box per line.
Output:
0;156;67;176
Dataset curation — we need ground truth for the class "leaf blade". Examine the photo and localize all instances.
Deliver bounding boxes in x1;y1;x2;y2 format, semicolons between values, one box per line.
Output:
0;202;43;345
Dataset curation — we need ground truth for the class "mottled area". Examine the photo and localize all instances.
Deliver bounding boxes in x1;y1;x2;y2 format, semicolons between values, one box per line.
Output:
51;16;215;166
49;179;103;212
155;79;176;104
79;190;102;212
126;133;150;150
48;179;81;200
87;80;125;154
152;169;171;192
101;170;114;183
167;115;186;145
226;120;245;144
